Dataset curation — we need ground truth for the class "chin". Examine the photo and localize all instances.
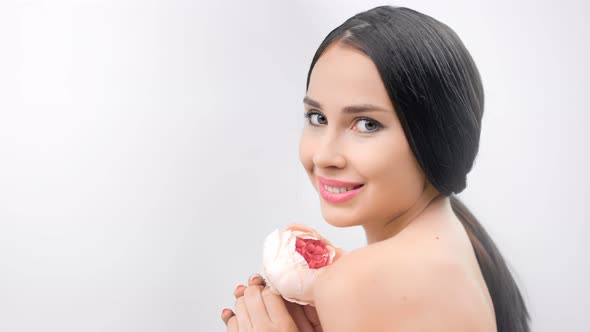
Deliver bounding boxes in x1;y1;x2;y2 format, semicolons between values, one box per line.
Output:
319;203;363;228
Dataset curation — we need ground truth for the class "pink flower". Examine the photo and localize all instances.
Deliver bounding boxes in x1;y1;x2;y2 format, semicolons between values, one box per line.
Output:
262;224;345;306
296;237;330;269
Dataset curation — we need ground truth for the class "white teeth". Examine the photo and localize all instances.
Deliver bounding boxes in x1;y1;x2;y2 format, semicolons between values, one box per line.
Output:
323;184;359;194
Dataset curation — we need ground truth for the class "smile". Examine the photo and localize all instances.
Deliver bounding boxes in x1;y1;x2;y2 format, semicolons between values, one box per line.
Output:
323;184;363;193
317;176;365;203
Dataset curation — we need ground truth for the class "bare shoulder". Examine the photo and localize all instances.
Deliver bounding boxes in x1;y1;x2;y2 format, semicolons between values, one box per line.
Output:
314;230;496;331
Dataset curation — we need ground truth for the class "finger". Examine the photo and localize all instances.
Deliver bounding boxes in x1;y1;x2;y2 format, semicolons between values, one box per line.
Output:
248;274;266;287
227;315;239;332
221;308;235;326
303;305;322;331
284;301;314;332
234;296;252;331
260;286;293;325
234;284;246;299
244;285;271;327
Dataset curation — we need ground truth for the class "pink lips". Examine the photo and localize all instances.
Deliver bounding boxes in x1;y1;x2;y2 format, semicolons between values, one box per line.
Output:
317;176;364;203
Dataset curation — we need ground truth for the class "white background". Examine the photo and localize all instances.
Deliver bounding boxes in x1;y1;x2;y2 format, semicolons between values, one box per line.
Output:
0;0;588;331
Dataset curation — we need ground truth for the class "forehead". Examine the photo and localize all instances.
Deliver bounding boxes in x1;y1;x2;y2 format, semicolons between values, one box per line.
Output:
307;42;393;111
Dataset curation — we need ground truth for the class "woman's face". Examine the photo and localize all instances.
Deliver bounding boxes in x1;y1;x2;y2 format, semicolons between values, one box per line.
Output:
299;42;429;228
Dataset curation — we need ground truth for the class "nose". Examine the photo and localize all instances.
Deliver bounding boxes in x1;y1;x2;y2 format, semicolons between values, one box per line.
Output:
312;133;346;169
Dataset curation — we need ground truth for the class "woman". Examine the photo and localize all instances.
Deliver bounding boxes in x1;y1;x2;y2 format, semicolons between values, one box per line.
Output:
221;5;530;331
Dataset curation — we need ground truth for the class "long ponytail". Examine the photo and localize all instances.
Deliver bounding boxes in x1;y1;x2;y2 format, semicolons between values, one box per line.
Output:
451;195;530;332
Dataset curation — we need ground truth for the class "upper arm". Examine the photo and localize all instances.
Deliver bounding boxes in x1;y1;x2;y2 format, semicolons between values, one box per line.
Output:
313;252;483;332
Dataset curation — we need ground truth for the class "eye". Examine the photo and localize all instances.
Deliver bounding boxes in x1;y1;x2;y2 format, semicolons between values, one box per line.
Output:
354;118;383;133
303;111;327;126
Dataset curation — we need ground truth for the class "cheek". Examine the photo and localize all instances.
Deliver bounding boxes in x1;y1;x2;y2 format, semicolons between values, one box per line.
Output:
359;137;425;207
298;132;314;174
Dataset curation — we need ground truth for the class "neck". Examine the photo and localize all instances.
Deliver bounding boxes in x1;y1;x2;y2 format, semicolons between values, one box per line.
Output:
363;182;443;244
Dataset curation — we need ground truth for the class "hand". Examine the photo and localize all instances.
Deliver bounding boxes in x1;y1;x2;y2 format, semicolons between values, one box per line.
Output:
221;274;323;332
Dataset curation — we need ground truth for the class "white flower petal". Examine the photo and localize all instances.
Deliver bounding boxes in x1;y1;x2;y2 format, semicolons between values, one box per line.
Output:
261;226;340;306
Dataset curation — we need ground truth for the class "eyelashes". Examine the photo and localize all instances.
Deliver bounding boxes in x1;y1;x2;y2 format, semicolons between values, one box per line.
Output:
303;110;384;133
303;111;327;126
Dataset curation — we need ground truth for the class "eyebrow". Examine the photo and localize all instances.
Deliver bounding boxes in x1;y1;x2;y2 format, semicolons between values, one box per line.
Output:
303;96;390;114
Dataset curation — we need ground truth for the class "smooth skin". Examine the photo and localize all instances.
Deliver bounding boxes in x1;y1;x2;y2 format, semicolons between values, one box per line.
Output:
222;41;496;331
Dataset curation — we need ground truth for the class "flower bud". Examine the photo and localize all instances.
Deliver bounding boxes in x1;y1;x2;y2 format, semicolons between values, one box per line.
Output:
262;224;343;306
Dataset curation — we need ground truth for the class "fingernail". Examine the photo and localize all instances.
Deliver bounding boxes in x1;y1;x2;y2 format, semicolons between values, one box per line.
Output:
249;274;260;282
221;308;231;316
235;284;245;293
